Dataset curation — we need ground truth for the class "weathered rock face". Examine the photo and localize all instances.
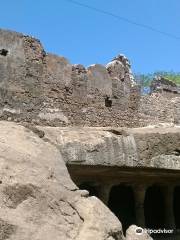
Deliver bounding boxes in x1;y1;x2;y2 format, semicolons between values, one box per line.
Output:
0;30;45;124
35;125;180;238
38;126;180;170
0;121;123;240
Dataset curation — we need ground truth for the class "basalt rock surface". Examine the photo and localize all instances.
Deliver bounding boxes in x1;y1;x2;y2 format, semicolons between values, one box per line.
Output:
38;125;180;170
0;121;123;240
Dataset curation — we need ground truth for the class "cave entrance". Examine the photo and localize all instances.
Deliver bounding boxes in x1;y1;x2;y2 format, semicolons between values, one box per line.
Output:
108;185;136;232
144;186;165;229
174;186;180;229
78;182;99;197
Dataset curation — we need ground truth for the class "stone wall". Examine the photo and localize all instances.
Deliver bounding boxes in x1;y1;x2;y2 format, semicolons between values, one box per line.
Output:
174;97;180;125
0;29;45;123
138;78;180;126
0;29;179;127
138;93;175;126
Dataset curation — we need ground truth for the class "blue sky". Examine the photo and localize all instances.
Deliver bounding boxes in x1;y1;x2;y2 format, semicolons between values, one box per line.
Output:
1;0;180;73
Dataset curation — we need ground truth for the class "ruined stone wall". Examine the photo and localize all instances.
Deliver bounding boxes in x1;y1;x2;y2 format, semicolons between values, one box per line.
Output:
0;29;45;123
173;97;180;125
138;93;175;126
0;29;140;127
138;78;180;126
0;29;179;127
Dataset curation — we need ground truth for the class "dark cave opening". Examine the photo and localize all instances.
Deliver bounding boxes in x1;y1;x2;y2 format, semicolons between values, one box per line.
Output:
108;185;136;232
144;186;165;229
174;186;180;229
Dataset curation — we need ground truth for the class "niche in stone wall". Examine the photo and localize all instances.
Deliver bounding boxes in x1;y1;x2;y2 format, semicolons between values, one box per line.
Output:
105;97;112;107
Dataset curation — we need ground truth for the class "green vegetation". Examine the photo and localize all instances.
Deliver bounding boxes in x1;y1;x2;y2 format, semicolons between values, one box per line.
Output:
135;71;180;87
155;71;180;85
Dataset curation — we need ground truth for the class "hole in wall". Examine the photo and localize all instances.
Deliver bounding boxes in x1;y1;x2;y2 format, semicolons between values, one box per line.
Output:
105;97;112;107
0;49;8;56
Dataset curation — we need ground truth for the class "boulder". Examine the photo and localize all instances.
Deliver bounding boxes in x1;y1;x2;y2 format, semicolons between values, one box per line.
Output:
126;225;152;240
0;121;123;240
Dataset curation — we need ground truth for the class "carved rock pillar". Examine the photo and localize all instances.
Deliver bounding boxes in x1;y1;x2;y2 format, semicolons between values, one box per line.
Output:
133;185;146;228
98;184;112;205
162;186;175;229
